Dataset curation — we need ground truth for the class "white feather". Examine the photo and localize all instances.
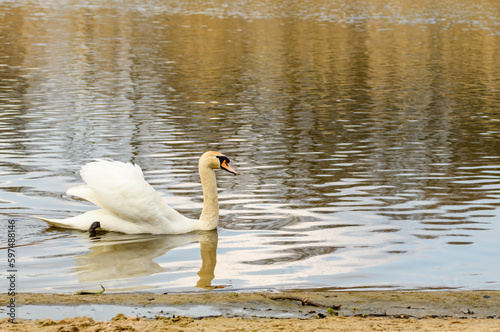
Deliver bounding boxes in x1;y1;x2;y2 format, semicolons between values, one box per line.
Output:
41;161;194;234
40;152;234;234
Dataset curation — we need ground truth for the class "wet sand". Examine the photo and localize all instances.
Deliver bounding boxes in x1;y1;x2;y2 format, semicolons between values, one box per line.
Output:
1;291;499;331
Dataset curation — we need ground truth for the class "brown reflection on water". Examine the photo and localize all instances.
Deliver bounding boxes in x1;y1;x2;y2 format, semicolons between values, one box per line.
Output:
1;4;499;202
0;1;500;290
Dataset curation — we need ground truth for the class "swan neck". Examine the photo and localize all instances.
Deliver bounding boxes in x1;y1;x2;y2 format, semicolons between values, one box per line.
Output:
199;166;218;229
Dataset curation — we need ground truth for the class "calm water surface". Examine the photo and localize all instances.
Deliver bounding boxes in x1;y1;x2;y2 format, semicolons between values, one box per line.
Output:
1;0;500;293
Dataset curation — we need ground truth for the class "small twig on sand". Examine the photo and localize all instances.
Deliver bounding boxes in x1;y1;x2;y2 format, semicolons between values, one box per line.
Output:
76;284;106;295
266;295;341;309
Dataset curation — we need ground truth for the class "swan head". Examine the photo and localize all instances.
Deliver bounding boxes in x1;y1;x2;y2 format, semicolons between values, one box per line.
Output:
200;151;237;175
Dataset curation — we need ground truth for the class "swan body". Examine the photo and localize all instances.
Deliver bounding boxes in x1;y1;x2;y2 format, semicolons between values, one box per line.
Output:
40;151;236;234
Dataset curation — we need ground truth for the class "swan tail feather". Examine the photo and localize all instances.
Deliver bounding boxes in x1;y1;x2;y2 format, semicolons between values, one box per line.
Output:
39;210;163;234
38;216;90;231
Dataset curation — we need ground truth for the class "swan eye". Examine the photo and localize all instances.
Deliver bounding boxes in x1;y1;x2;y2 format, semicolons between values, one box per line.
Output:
216;155;237;175
216;155;230;165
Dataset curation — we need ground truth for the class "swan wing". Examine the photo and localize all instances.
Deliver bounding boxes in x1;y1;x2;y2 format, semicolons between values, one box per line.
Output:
70;160;187;227
66;185;106;209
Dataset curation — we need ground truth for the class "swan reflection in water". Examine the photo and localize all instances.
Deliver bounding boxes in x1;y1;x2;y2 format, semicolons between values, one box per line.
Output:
72;230;218;289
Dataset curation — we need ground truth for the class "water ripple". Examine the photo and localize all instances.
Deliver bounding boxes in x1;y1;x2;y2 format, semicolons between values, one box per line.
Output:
0;0;499;292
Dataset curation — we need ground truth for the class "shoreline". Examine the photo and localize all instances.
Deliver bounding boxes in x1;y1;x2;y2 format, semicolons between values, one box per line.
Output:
1;291;499;331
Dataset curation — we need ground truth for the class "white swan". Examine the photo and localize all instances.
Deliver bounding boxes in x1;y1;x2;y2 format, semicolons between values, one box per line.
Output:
40;151;236;234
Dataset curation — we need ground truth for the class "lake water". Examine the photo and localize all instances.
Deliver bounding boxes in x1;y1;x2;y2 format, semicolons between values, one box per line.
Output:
1;0;500;293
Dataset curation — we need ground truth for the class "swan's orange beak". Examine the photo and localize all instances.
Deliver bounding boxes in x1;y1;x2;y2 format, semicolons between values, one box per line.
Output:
221;160;237;175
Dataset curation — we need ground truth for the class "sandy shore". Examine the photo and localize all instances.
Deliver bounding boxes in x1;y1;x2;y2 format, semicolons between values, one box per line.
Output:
1;291;499;331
